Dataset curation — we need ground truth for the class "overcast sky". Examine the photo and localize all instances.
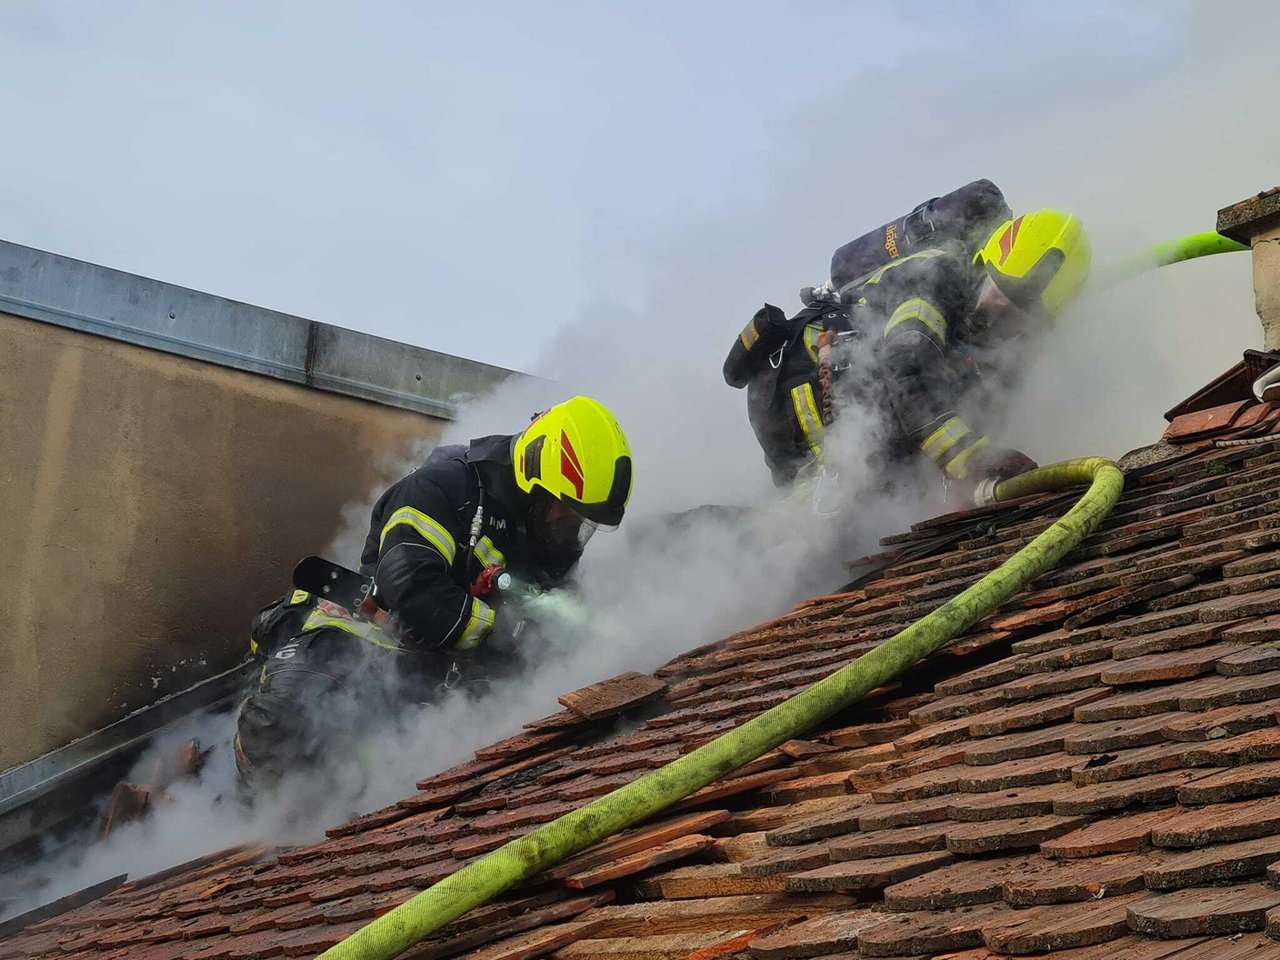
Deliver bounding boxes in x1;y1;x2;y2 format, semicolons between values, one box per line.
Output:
2;2;1274;375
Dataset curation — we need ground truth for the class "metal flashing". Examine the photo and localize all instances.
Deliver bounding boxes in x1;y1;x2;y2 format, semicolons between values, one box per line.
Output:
0;239;520;419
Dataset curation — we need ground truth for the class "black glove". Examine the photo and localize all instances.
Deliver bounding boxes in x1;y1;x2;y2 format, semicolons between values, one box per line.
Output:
966;445;1038;482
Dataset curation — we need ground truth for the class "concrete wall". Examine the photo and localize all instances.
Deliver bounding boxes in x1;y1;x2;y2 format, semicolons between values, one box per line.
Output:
1253;222;1280;351
0;312;446;769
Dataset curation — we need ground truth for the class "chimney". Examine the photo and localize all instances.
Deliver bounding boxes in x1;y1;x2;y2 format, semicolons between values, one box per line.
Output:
1218;188;1280;350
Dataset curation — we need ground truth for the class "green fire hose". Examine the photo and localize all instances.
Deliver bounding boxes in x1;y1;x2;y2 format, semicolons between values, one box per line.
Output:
1095;230;1248;288
318;457;1124;960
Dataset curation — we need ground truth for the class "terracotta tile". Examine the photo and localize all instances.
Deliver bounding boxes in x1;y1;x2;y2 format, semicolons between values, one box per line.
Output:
945;814;1088;855
634;863;788;900
673;768;802;812
827;822;950;861
1224;552;1280;578
738;840;832;878
882;855;1038;910
1176;758;1280;805
1185;511;1280;548
547;811;732;883
1183;726;1280;765
981;892;1142;953
1218;644;1280;675
855;903;1012;957
1011;626;1104;656
1142;833;1280;889
558;672;667;719
1053;769;1209;815
580;893;847;939
1160;701;1277;741
1144;580;1233;611
745;909;878;959
868;765;964;802
995;664;1107;701
1200;587;1280;622
804;742;899;778
1100;644;1242;686
891;714;974;752
1150;795;1280;848
1177;670;1280;710
962;722;1080;765
934;656;1028;696
856;795;955;831
1122;548;1247;584
760;802;865;848
1126;882;1280;937
473;729;574;762
721;796;845;836
945;782;1076;821
1064;713;1182;753
1001;853;1155;906
1108;621;1229;660
954;752;1083;792
821;718;913;749
407;893;614;960
561;835;715;889
1070;741;1197;785
783;850;953;893
1074;676;1220;722
1098;600;1223;640
965;688;1113;737
464;920;604;960
1064;578;1195;629
907;688;1009;725
1218;611;1280;642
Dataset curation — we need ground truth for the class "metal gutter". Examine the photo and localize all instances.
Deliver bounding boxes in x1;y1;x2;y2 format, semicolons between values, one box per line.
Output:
0;662;255;855
0;240;521;419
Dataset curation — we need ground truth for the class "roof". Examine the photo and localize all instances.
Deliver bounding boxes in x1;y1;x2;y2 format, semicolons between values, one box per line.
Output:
0;239;521;419
1218;187;1280;244
10;375;1280;958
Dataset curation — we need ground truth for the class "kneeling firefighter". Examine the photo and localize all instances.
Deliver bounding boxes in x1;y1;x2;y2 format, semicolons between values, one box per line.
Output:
723;179;1091;500
234;396;633;793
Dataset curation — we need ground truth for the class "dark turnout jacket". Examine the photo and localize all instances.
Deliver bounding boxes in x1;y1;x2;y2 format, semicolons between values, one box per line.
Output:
359;435;541;650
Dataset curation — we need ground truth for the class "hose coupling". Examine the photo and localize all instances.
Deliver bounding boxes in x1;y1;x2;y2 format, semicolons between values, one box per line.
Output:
972;476;1001;508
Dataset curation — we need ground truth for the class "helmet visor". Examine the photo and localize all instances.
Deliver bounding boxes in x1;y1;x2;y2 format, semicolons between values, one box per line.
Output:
527;493;606;570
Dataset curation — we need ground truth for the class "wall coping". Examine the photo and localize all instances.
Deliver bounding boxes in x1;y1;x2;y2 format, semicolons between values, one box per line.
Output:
0;239;522;419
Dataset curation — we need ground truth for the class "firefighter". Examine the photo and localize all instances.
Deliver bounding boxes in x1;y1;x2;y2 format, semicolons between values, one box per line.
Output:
234;589;411;796
358;394;632;650
725;183;1090;495
234;396;633;794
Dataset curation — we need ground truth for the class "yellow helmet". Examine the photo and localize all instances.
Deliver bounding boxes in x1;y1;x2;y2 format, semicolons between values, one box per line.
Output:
513;396;633;528
975;209;1091;318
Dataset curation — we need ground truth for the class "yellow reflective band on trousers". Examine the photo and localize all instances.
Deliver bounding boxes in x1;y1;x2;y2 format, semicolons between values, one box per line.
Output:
790;383;825;463
739;319;760;349
456;597;495;650
302;609;403;652
921;417;969;461
379;507;457;565
884;297;947;343
862;248;947;286
945;437;990;480
473;536;505;570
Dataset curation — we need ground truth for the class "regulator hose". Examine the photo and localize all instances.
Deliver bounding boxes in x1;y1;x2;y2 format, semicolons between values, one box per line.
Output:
319;457;1124;960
